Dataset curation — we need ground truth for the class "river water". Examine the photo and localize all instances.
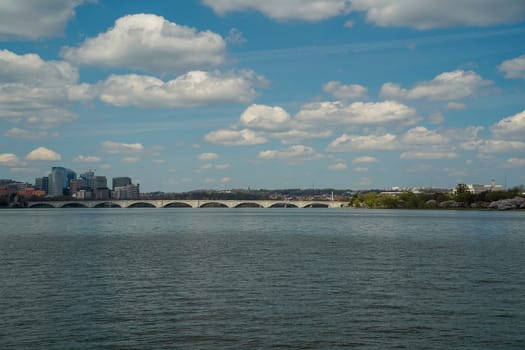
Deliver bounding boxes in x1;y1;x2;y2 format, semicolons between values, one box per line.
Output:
1;208;524;349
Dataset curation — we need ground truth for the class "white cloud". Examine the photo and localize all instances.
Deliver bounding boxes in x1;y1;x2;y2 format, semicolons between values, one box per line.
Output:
270;129;333;144
328;133;399;151
353;167;369;173
74;155;101;163
4;128;58;139
353;156;378;163
203;0;352;21
491;110;525;140
78;71;264;108
216;163;231;169
240;104;292;131
0;50;79;128
329;162;348;171
204;129;267;146
258;145;325;160
506;158;525;167
461;139;525;153
401;127;448;145
446;102;467;110
344;20;354;28
25;147;61;161
400;151;458;160
323;81;367;100
121;156;141;163
199;153;219;161
61;14;226;73
226;28;247;45
380;70;492;101
499;55;525;80
221;177;231;184
0;0;86;40
296;100;419;126
351;0;525;29
0;153;20;166
101;141;144;154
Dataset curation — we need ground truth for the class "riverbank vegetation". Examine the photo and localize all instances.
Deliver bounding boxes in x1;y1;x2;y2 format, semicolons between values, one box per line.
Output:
349;187;525;210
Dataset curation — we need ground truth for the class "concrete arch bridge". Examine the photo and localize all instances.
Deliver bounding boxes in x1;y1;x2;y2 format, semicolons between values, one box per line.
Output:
27;199;348;209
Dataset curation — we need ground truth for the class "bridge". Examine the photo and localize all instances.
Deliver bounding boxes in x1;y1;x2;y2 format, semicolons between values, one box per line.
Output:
27;199;348;209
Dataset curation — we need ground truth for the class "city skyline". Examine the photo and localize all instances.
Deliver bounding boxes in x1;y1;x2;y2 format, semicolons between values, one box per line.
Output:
1;1;525;192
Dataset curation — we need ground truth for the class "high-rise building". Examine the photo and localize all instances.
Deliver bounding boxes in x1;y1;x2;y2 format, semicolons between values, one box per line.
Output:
48;167;66;197
35;177;49;194
93;176;107;189
112;177;132;190
69;179;86;195
80;171;95;189
112;183;140;200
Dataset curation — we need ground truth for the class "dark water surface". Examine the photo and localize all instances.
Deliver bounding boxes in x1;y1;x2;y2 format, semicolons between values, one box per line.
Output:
1;209;524;349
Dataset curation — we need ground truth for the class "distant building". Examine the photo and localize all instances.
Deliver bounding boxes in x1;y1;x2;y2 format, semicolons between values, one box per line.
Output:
35;177;49;194
93;187;110;200
48;167;67;197
112;177;132;190
69;179;86;195
113;183;140;200
93;176;107;189
80;171;95;189
454;180;504;194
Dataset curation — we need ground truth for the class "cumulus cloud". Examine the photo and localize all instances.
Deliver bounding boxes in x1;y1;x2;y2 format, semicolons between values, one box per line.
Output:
323;81;367;100
74;155;101;163
240;104;292;131
461;139;525;153
0;0;86;40
61;14;226;73
490;110;525;140
401;127;448;145
499;55;525;80
329;162;348;171
101;141;144;154
199;153;219;161
296;100;419;126
258;145;325;160
202;0;352;21
204;129;267;146
400;151;458;160
351;0;525;29
380;70;492;101
0;153;20;166
25;147;62;161
76;70;264;108
353;156;377;163
328;133;399;152
0;50;79;128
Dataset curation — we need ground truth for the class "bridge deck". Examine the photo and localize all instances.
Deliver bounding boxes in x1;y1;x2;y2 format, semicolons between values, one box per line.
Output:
27;199;348;209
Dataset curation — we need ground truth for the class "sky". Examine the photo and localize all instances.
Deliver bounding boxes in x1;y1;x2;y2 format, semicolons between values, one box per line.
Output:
0;0;525;192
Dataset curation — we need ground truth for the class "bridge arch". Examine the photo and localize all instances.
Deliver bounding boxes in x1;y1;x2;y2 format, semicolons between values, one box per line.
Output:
61;202;88;208
269;202;299;208
163;202;193;208
235;202;263;208
303;203;329;208
127;202;156;208
28;203;55;208
200;202;229;208
94;202;121;208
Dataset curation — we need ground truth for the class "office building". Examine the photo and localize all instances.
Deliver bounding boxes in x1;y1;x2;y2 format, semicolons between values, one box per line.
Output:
112;177;132;190
35;177;49;194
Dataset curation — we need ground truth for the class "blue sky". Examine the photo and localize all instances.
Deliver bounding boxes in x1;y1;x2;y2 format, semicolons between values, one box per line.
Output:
1;0;525;192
